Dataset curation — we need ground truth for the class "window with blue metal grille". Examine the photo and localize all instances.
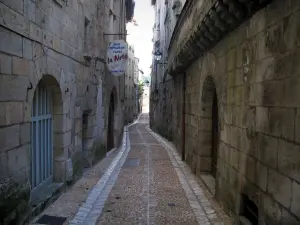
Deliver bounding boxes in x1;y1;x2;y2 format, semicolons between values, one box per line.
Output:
31;84;53;192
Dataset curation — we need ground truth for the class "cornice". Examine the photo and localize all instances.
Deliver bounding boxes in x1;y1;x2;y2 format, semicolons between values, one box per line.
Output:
167;0;194;53
168;0;273;75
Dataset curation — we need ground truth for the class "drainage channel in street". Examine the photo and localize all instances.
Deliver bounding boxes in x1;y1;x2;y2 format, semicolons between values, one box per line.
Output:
69;128;131;225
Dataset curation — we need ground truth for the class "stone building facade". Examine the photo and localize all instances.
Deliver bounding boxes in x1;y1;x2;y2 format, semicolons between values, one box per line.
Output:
124;21;140;122
0;0;134;223
150;0;300;224
124;44;137;123
134;57;140;117
150;0;185;138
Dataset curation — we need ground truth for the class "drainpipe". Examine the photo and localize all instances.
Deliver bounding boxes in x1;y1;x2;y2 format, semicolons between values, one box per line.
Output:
121;0;126;126
181;72;186;161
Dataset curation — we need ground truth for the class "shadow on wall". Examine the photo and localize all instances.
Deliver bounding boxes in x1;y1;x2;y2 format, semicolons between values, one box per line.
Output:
107;88;117;152
81;110;106;169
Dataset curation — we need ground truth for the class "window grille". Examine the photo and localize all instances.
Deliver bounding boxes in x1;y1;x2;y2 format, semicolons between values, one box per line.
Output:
31;84;53;192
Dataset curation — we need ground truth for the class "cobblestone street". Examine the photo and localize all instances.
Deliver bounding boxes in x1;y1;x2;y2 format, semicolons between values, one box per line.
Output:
32;114;232;225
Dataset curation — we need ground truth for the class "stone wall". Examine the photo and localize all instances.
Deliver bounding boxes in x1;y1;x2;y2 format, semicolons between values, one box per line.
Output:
150;74;183;153
152;0;300;224
125;45;136;123
0;0;126;223
149;0;186;151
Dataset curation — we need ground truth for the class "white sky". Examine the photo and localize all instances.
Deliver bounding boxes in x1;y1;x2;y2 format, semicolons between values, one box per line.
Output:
126;1;154;79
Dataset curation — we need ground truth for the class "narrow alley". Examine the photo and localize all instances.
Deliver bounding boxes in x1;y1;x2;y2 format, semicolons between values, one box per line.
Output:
31;114;232;225
2;0;300;224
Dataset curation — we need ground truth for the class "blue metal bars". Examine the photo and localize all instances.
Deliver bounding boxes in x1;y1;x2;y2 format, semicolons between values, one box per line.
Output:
31;84;53;192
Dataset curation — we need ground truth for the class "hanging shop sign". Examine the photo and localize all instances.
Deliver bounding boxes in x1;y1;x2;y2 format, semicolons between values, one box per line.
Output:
107;40;128;76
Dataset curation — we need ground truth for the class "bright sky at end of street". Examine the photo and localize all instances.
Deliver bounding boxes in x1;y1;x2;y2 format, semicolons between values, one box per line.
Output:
126;1;154;80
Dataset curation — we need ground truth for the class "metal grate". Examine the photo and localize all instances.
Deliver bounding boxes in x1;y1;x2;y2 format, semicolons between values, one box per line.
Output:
37;215;67;225
123;158;140;167
242;194;258;225
31;84;53;192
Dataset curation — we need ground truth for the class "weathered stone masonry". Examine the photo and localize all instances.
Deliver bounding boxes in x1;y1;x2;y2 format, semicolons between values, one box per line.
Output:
151;0;300;224
0;0;131;223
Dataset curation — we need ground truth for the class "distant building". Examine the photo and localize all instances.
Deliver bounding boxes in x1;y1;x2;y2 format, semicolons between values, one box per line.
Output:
124;45;136;123
142;84;150;113
126;14;143;119
134;57;140;116
150;0;185;134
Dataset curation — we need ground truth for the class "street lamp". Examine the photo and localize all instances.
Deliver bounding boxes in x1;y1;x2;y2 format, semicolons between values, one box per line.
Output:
154;49;162;61
153;49;167;65
152;49;167;93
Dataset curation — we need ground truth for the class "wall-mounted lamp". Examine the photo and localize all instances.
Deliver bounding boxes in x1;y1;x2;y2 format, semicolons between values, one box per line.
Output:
154;49;162;61
153;49;167;65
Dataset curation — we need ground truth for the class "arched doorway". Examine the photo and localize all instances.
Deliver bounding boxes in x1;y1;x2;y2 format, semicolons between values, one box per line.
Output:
31;75;63;195
199;76;219;179
107;91;115;151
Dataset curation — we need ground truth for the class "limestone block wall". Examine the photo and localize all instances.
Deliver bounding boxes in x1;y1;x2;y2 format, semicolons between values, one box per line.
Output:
0;0;126;223
153;79;174;139
150;74;183;153
150;0;186;148
125;46;135;123
153;0;300;224
189;0;300;223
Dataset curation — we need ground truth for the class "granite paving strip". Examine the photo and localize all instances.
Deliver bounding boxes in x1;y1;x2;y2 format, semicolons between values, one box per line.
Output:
67;116;142;225
136;123;156;225
79;133;132;225
147;126;233;225
96;123;151;225
38;113;231;225
97;115;199;225
30;117;141;225
151;145;198;224
30;149;119;225
68;129;130;225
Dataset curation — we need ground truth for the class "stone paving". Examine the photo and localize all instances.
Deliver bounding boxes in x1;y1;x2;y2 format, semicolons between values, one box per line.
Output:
95;113;231;225
31;113;232;225
30;149;120;225
97;118;199;225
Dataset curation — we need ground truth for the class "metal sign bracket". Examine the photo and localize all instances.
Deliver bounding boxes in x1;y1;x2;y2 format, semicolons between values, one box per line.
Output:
103;33;130;35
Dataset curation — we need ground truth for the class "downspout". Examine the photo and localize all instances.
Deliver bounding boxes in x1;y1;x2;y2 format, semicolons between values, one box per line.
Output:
155;63;158;91
121;0;126;125
181;72;186;161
